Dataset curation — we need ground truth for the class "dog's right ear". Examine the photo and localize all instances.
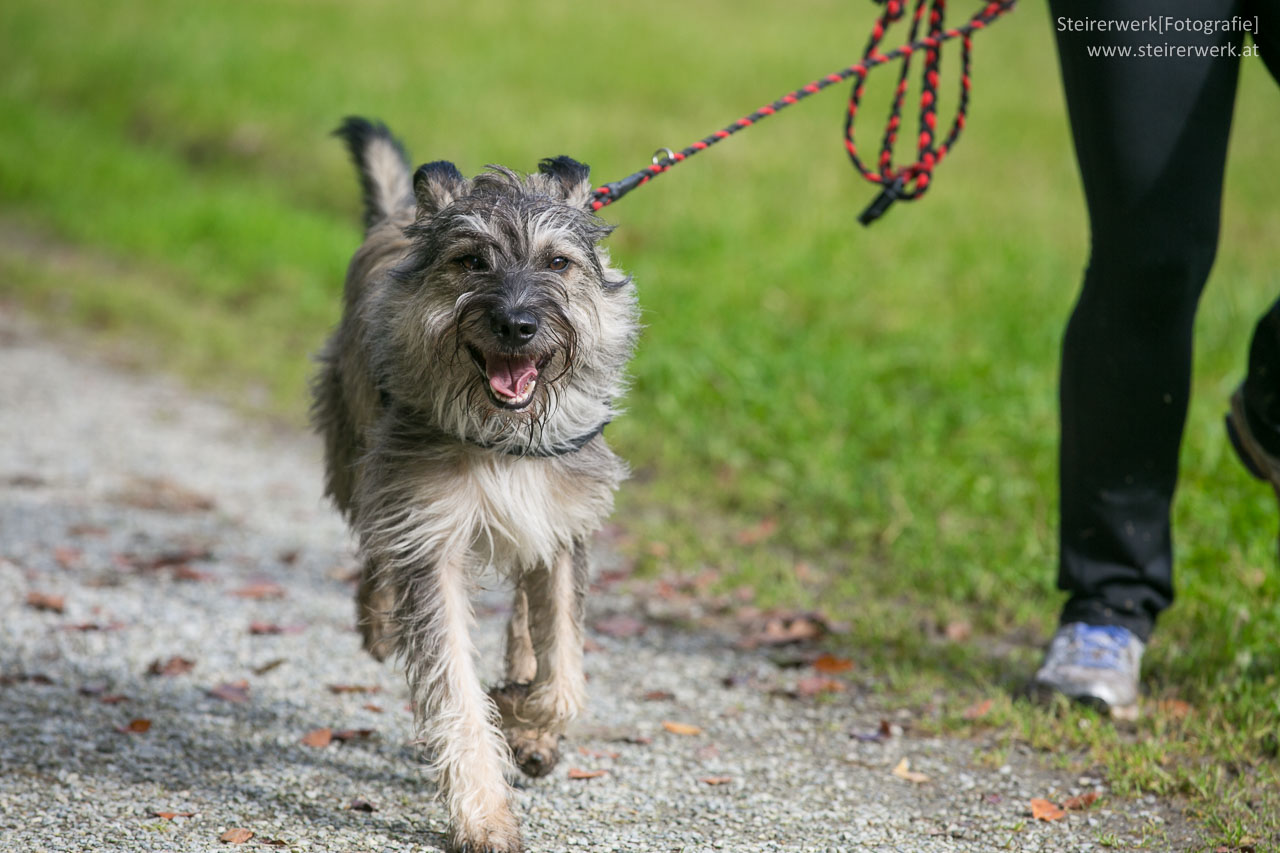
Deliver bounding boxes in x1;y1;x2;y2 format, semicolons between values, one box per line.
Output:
538;156;594;210
413;161;468;217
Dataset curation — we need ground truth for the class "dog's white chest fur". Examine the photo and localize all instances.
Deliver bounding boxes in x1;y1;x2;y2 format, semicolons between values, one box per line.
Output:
419;452;613;570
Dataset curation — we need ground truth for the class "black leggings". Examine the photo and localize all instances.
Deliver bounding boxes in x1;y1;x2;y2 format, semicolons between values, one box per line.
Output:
1050;0;1280;641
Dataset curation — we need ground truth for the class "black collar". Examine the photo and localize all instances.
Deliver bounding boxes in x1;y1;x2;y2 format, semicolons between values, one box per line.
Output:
467;420;609;458
377;385;607;458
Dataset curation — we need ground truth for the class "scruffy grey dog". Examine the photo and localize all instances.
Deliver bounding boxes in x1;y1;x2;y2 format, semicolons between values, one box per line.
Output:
312;117;638;853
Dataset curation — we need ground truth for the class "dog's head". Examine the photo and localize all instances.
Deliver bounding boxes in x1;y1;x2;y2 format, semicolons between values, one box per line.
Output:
373;157;638;454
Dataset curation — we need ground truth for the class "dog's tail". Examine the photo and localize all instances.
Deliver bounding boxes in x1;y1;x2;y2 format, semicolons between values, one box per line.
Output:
334;117;414;229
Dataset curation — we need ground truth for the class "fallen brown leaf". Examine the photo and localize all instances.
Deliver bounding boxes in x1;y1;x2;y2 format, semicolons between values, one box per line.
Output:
735;516;778;546
119;548;214;571
252;658;286;676
100;694;129;705
331;728;375;742
646;541;671;559
25;591;65;613
207;680;250;703
62;621;125;632
1157;698;1192;719
52;547;82;568
117;718;151;734
115;476;215;513
739;610;850;649
593;614;646;638
567;767;608;779
662;721;702;736
767;649;824;669
698;776;732;785
171;564;215;582
147;656;195;677
363;703;383;713
962;698;994;720
614;734;653;746
754;615;822;646
642;690;675;701
348;799;377;812
219;827;254;844
151;811;195;820
248;622;305;635
300;727;333;748
0;673;54;686
812;653;855;674
794;675;846;697
328;684;382;695
850;720;891;743
891;757;930;784
229;582;286;600
1063;791;1099;810
1030;798;1067;821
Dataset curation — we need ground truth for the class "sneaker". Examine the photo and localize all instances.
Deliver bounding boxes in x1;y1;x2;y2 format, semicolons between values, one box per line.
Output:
1226;387;1280;495
1032;622;1143;719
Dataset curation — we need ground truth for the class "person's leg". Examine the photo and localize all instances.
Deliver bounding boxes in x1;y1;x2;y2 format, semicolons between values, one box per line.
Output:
1234;0;1280;460
1049;0;1247;645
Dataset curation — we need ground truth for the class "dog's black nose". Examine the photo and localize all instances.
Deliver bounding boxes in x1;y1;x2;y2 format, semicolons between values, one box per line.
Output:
489;308;538;347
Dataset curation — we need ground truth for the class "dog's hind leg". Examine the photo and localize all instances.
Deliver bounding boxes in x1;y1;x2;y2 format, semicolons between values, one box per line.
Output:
497;542;589;777
398;555;522;853
489;581;560;777
524;543;589;727
356;558;396;662
503;587;537;684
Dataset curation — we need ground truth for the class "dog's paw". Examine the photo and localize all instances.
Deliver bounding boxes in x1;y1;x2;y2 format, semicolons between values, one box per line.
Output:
509;729;560;778
487;682;562;778
451;811;523;853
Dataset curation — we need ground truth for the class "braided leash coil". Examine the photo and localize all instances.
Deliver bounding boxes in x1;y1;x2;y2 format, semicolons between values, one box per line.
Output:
590;0;1015;224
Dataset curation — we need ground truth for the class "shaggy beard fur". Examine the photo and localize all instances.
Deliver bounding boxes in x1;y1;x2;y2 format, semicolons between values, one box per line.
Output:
312;117;639;853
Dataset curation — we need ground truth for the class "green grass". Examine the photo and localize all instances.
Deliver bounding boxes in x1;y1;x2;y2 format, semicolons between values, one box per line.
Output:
3;1;1278;848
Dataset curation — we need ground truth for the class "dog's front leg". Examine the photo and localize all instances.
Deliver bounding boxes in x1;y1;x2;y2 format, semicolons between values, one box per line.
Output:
396;555;521;853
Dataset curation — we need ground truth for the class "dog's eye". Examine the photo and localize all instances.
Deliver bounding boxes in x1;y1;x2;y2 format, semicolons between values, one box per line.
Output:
548;256;570;272
458;255;488;272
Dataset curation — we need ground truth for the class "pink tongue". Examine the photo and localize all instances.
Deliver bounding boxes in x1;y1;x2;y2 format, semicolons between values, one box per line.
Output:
486;353;539;399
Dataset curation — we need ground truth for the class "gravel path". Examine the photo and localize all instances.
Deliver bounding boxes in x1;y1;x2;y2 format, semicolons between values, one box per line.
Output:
0;309;1195;852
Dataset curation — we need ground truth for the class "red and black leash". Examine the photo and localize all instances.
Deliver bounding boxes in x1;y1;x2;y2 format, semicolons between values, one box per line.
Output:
590;0;1016;226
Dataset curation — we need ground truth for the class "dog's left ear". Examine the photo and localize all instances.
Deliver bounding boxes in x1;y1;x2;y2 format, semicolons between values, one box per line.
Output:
538;156;594;210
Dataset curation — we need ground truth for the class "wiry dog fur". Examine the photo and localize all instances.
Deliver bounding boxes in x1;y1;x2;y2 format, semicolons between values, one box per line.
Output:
313;117;639;853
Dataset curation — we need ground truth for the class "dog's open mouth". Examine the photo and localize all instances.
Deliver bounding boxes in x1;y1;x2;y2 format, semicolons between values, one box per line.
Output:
467;345;552;410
